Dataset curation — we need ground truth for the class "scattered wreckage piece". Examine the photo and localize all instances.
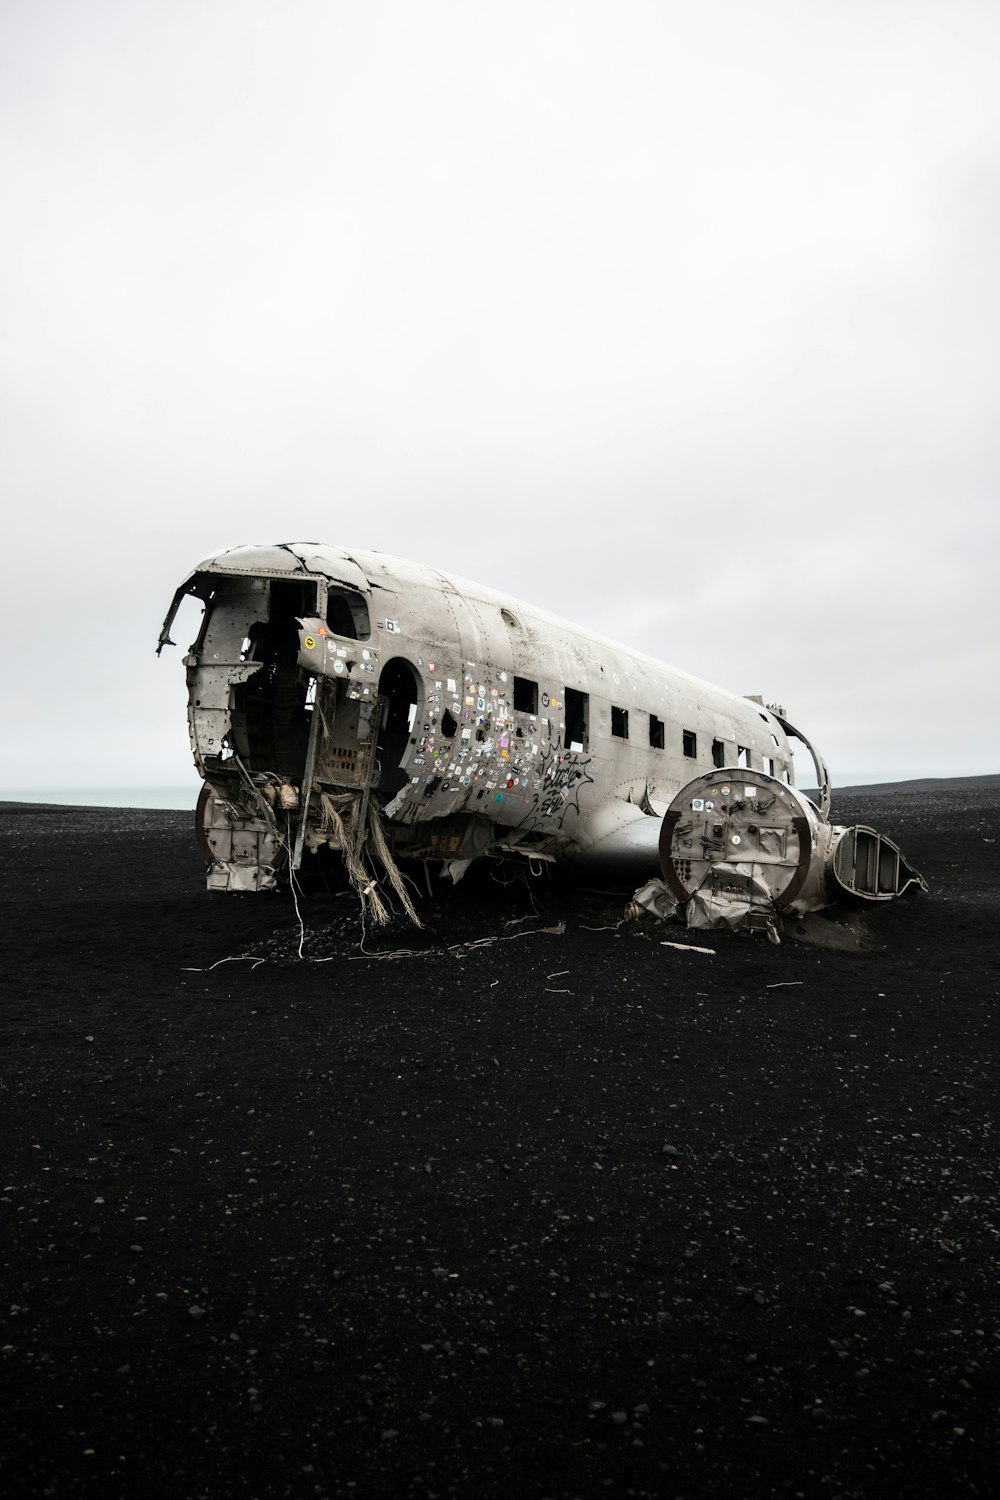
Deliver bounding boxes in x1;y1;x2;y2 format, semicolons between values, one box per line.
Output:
158;542;925;936
628;769;926;940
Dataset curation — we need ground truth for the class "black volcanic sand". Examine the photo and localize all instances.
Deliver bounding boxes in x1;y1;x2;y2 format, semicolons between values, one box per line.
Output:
1;785;997;1500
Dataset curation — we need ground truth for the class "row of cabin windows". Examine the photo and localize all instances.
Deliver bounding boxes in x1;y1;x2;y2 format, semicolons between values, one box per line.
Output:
326;612;777;774
509;678;773;770
612;707;736;763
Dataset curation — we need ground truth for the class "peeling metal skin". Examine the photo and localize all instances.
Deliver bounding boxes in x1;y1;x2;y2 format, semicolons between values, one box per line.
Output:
159;542;925;929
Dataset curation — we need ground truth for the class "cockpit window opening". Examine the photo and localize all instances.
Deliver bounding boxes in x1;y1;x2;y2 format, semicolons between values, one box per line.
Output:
326;586;371;640
168;589;211;656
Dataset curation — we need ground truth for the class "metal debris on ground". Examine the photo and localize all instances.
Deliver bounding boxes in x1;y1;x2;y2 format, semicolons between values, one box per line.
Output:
659;941;716;955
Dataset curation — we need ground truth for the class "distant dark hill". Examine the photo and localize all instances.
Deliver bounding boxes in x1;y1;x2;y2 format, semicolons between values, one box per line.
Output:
814;772;1000;797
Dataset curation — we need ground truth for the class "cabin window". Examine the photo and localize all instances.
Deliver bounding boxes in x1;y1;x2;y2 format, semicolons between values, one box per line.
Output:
765;756;775;777
683;729;697;758
441;709;457;738
514;676;537;714
737;745;751;768
565;688;589;751
649;714;665;750
326;587;371;640
611;705;629;740
712;738;725;768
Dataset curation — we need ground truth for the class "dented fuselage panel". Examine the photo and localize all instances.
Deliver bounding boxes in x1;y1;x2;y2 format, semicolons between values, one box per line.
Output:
159;542;924;929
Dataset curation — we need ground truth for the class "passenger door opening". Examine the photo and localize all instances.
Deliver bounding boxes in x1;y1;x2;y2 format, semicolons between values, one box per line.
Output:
377;658;422;799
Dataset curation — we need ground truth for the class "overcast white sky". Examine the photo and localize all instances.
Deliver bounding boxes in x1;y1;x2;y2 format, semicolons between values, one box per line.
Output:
2;0;998;798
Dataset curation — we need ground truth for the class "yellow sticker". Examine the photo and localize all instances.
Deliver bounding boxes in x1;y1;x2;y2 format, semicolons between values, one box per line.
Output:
304;635;316;650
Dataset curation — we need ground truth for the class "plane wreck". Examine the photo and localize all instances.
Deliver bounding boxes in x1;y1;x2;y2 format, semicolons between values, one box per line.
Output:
158;542;924;937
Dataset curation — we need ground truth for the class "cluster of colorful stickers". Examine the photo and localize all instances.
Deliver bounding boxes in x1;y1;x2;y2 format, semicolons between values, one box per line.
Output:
692;784;759;811
398;660;578;816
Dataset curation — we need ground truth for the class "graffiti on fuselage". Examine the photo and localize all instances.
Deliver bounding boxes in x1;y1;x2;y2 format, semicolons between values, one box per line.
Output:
532;737;595;827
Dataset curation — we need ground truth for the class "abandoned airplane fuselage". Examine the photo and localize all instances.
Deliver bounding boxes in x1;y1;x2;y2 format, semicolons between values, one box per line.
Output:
158;543;923;931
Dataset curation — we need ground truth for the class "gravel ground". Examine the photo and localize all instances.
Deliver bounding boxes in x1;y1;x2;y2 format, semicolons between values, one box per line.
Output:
0;783;997;1500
